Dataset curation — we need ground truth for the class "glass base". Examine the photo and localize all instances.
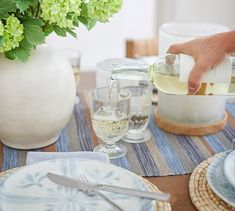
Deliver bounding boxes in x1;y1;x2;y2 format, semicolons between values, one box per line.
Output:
122;128;152;143
75;96;80;104
93;143;127;159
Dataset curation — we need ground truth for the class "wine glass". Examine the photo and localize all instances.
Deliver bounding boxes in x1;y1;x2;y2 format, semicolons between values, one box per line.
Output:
60;48;81;104
89;87;131;159
60;48;81;86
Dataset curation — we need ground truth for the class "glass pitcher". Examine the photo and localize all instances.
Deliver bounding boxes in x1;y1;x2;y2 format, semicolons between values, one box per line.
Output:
111;53;235;96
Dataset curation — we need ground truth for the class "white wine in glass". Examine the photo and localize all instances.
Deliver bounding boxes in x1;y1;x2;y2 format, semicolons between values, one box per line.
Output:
92;107;128;145
72;66;80;85
61;48;81;86
89;87;131;159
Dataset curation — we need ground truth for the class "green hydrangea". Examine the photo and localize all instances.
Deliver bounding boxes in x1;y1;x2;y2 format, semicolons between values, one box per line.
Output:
87;0;122;22
41;0;82;29
0;0;123;61
0;15;24;53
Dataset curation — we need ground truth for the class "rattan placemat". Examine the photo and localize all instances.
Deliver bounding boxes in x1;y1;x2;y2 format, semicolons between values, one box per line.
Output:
0;168;171;211
0;168;18;177
189;153;235;211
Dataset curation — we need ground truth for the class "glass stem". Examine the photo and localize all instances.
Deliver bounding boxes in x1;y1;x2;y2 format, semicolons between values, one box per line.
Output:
105;143;117;149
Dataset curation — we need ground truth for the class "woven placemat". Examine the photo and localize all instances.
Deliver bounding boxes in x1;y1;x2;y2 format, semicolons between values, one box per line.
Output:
189;153;235;211
0;168;171;211
0;167;18;178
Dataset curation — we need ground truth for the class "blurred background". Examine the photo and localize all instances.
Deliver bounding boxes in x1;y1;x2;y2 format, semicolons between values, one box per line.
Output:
46;0;235;71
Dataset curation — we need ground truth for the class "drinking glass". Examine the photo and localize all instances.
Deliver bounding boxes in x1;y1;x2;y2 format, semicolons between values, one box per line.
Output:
89;87;131;159
60;48;81;86
121;82;152;143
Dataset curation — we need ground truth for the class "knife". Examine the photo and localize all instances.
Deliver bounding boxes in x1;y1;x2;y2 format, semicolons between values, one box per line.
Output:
47;172;171;201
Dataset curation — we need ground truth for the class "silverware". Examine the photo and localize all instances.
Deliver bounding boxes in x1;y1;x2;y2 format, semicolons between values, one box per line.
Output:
77;174;124;211
47;172;171;201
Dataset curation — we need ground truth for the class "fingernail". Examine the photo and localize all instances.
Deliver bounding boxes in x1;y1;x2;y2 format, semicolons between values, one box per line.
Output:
188;87;197;95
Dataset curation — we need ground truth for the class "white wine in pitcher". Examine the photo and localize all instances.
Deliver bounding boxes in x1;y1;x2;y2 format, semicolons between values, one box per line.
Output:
111;54;235;96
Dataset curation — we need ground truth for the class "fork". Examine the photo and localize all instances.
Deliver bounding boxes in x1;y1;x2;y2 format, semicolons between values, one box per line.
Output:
77;174;124;211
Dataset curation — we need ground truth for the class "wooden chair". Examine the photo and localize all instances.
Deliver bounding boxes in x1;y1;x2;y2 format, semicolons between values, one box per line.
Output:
125;38;159;104
125;38;158;58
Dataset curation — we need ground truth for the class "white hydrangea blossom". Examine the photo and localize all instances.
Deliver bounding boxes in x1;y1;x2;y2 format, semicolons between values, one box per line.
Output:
41;0;82;28
87;0;122;22
0;15;24;53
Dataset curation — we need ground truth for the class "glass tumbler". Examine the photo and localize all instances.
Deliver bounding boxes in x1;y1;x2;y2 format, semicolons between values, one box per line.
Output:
89;87;131;159
122;82;152;143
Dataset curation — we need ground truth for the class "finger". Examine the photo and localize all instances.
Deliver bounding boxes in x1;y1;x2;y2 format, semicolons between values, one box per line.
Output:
188;86;199;95
167;44;183;54
167;43;190;54
187;64;205;95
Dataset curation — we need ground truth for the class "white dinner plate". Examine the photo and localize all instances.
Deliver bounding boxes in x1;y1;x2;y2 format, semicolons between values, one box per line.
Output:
207;152;235;207
224;150;235;188
0;159;155;211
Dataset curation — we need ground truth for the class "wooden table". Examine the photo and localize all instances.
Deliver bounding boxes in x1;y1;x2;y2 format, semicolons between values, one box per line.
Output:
79;72;197;211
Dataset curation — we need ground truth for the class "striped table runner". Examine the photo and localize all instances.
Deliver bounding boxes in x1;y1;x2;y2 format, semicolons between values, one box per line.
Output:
0;93;234;176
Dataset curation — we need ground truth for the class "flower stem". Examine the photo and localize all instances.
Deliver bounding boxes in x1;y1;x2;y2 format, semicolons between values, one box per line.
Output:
35;2;41;18
30;6;34;15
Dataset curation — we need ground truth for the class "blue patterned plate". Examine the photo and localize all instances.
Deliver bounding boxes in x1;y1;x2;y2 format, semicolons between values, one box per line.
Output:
207;152;235;207
224;150;235;188
0;159;155;211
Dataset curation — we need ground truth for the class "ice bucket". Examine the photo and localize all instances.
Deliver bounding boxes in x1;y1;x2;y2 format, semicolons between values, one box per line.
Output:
156;22;229;135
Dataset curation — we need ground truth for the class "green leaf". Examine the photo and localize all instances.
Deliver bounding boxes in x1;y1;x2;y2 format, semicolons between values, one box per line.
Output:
78;3;90;26
0;36;3;47
78;16;88;25
73;19;79;27
44;25;54;36
20;38;34;50
80;3;88;18
22;18;45;45
66;28;77;38
4;38;33;62
14;0;34;12
5;46;31;61
4;51;15;60
87;19;97;30
0;0;17;19
21;17;44;26
53;25;67;37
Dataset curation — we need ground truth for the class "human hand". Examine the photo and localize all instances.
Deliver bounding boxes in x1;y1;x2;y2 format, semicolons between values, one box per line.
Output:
167;33;228;94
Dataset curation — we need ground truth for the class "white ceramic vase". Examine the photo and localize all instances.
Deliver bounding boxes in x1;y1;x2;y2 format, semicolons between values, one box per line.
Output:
0;46;76;149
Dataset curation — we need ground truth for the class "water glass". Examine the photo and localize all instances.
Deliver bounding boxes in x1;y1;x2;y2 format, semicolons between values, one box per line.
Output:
89;87;131;159
122;83;152;143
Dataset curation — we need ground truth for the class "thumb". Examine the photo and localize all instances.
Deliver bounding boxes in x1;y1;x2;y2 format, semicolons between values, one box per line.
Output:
187;64;204;95
167;43;186;54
